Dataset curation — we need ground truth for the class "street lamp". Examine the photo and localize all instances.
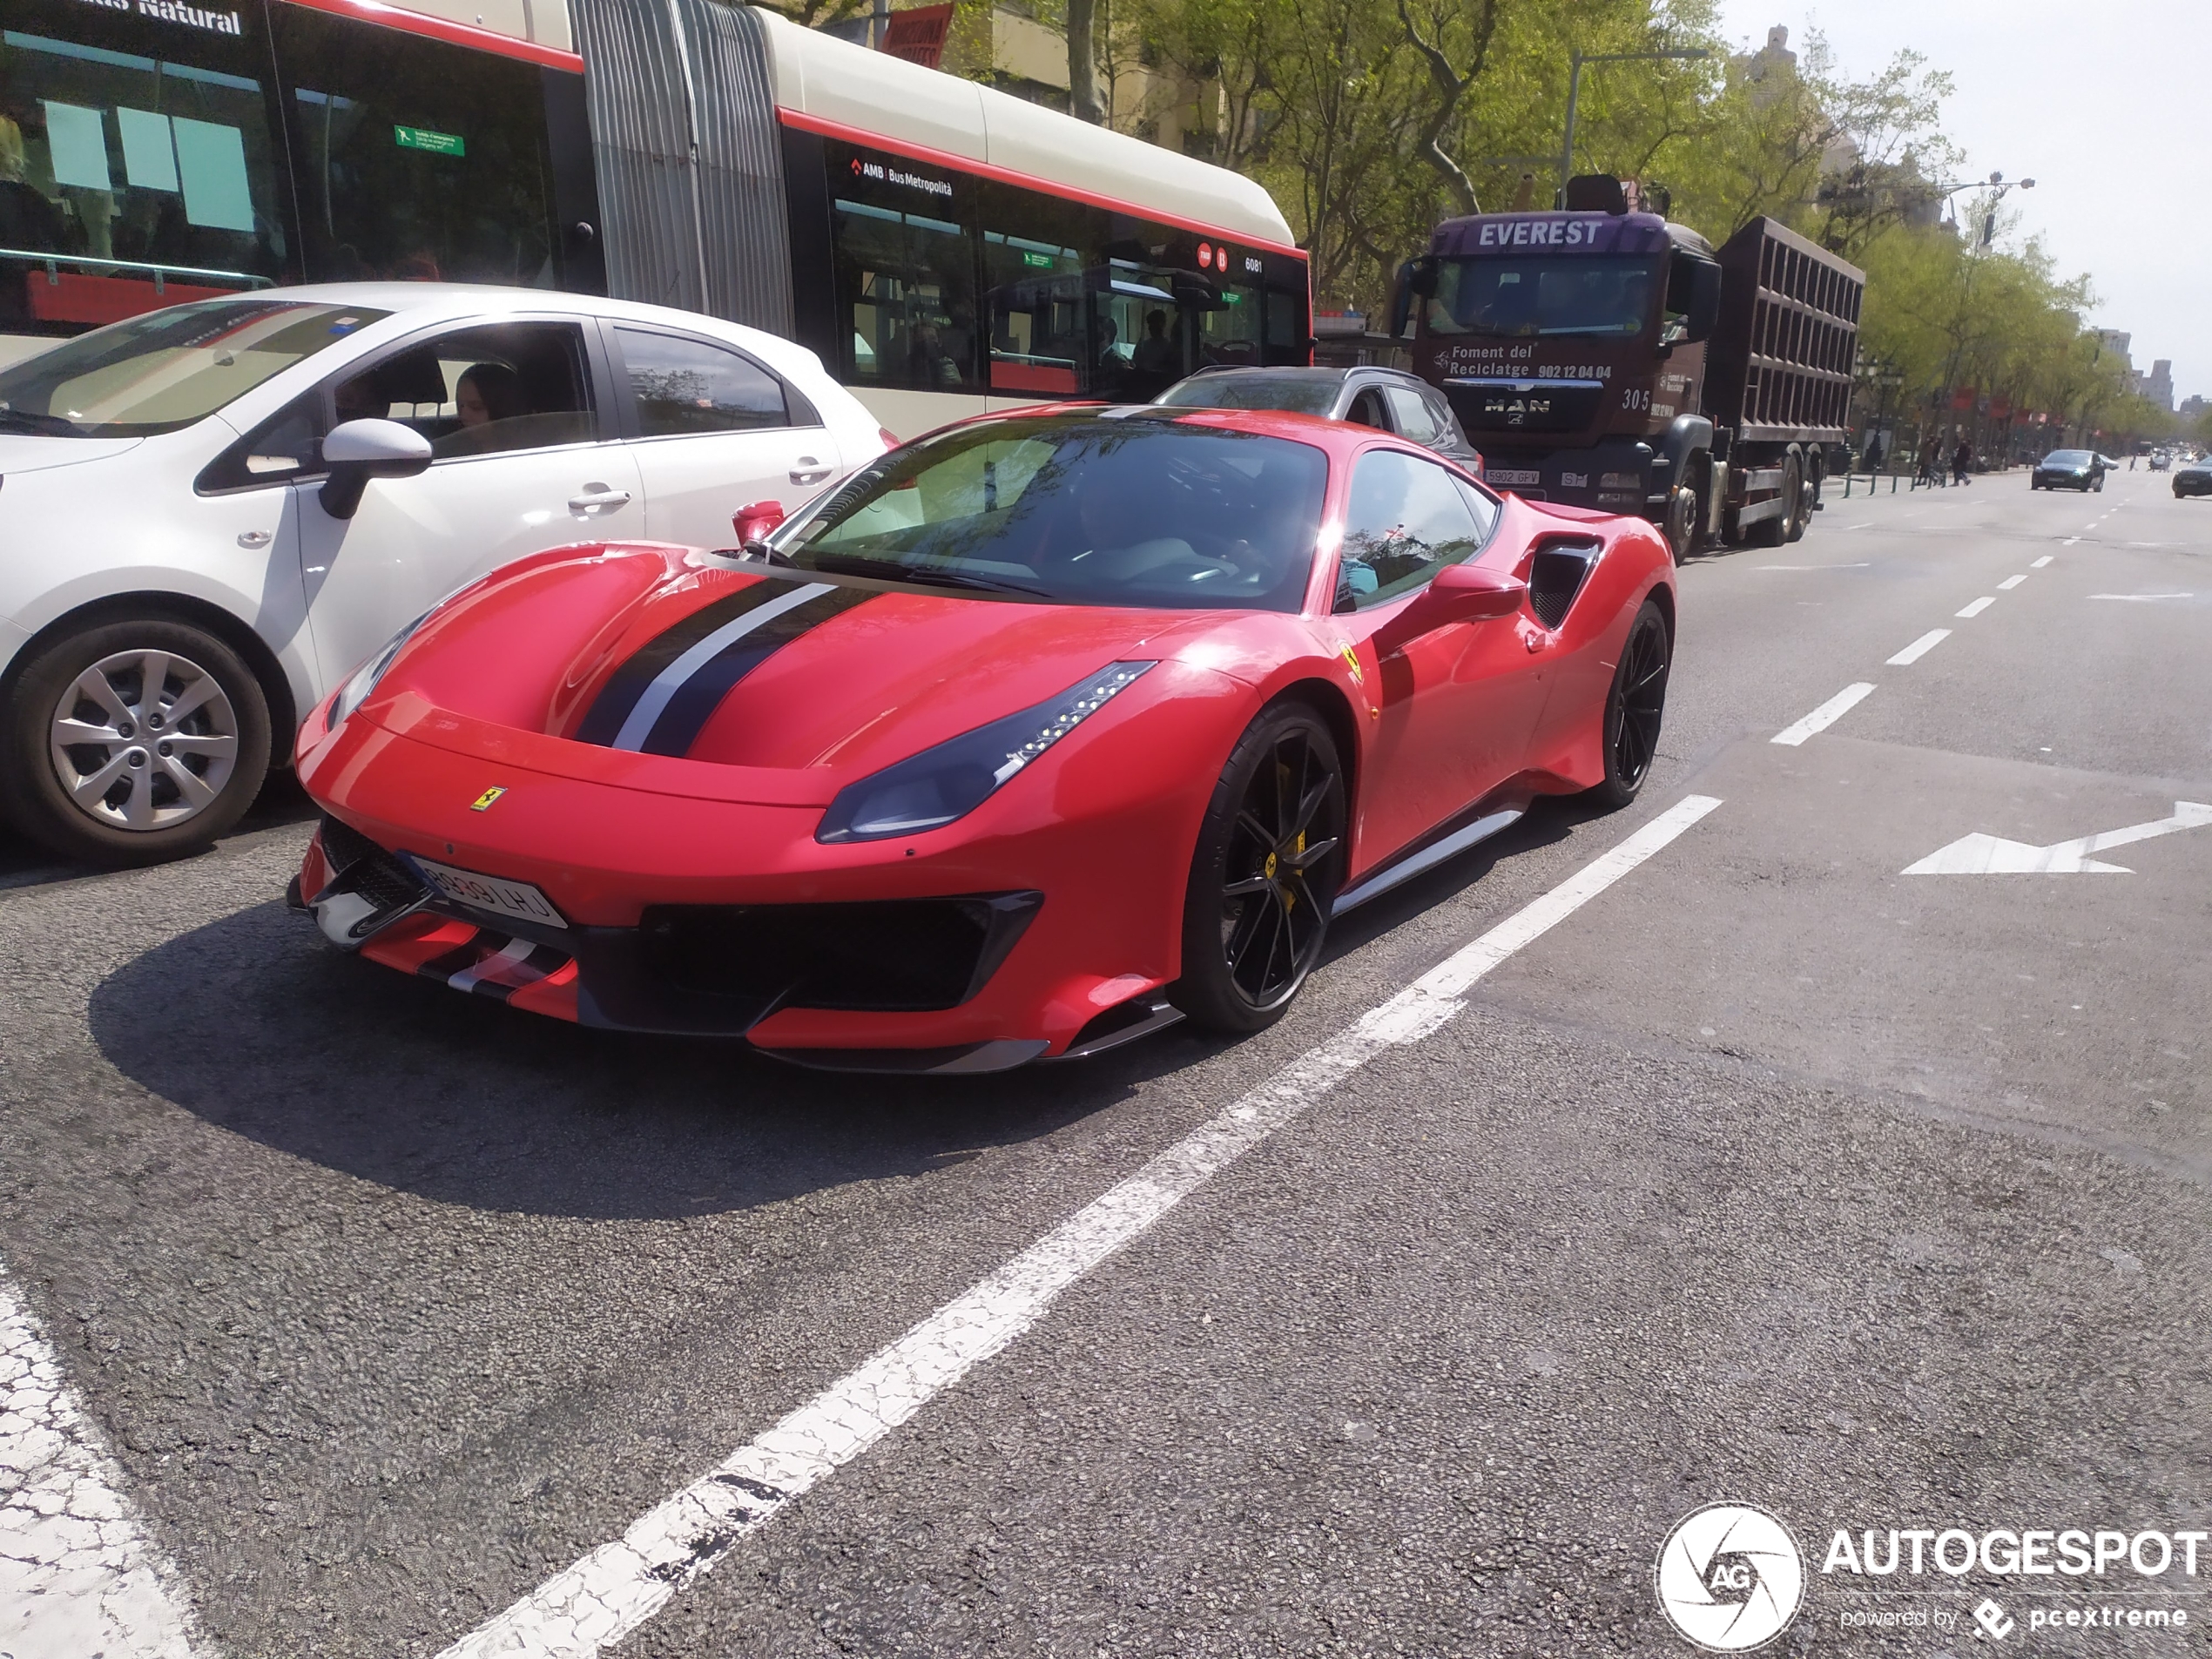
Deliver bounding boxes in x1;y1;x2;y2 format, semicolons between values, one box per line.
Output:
1559;46;1711;199
1933;172;2035;246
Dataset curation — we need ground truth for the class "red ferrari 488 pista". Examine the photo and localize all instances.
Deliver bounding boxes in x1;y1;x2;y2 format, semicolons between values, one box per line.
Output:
290;406;1676;1070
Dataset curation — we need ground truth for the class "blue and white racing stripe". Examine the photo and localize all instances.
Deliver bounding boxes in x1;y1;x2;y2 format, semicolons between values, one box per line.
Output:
573;580;876;756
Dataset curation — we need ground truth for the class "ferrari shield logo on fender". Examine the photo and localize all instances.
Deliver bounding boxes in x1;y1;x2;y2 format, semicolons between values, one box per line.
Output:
469;786;508;812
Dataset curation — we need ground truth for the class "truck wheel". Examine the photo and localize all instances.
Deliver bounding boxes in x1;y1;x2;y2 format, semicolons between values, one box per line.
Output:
1662;485;1697;565
0;616;273;867
1784;467;1813;543
1749;456;1799;549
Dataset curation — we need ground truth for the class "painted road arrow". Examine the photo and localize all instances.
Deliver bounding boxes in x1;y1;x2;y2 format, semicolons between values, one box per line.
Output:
1904;801;2212;874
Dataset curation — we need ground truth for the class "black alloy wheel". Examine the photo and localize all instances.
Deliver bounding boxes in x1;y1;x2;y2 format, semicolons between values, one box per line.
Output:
1171;703;1346;1034
1586;601;1670;810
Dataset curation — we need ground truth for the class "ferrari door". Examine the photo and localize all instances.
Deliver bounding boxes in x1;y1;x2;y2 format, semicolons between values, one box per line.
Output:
294;318;643;693
1332;448;1549;864
607;324;844;548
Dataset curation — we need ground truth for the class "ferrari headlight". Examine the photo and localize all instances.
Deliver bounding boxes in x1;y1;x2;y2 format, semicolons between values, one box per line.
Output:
327;611;430;730
816;661;1157;843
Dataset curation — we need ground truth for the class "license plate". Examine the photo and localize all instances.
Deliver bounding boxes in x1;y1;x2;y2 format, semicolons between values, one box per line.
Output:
1487;469;1541;488
410;856;568;929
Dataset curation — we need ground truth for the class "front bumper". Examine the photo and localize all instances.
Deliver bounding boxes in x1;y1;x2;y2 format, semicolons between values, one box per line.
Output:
293;682;1230;1065
1477;440;1655;515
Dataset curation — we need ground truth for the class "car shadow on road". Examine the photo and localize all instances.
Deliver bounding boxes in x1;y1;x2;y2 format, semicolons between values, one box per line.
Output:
86;897;1239;1222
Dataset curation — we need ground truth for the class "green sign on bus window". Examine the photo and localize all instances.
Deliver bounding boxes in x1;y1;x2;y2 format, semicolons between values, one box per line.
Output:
395;125;466;157
1022;250;1055;269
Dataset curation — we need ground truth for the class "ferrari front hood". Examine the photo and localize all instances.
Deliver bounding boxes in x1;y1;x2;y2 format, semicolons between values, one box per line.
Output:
382;550;1223;782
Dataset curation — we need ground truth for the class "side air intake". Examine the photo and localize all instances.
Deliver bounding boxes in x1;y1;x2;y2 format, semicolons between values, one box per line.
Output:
1527;536;1600;630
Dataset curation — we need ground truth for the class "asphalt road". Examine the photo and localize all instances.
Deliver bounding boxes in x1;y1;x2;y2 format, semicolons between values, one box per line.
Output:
3;466;2209;1657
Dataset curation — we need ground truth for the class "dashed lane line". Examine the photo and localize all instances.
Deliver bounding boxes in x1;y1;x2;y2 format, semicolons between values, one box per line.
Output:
0;1272;204;1659
1956;596;1997;618
2033;555;2054;568
1887;630;1952;666
433;794;1727;1659
1998;575;2027;590
1771;683;1876;746
2063;537;2081;546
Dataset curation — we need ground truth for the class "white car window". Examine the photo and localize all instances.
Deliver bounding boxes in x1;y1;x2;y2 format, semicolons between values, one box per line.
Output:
330;321;597;459
617;327;810;435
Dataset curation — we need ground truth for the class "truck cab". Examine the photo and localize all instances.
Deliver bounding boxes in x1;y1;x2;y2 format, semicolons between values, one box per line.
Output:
1395;208;1722;525
1393;181;1860;558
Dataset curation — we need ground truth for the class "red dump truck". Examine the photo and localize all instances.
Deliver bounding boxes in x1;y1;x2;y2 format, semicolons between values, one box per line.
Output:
1390;179;1863;560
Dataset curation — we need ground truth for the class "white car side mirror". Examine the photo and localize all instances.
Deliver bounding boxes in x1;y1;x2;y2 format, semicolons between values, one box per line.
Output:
320;418;433;519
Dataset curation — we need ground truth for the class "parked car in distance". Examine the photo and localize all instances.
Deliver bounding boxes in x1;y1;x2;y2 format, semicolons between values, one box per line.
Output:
2030;448;2106;491
2174;457;2212;499
0;286;888;866
292;405;1676;1068
1155;366;1484;473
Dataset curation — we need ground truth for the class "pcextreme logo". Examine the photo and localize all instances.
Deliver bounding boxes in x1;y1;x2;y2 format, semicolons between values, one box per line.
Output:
1655;1503;1806;1651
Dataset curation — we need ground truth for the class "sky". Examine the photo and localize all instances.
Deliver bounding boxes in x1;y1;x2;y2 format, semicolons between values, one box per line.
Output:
1710;0;2212;406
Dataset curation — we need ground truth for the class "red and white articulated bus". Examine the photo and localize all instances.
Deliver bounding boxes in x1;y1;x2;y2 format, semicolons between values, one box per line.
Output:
0;0;1311;429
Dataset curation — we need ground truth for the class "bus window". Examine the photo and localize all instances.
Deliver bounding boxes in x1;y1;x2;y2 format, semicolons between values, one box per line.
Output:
271;6;562;287
1198;283;1263;368
0;2;288;332
825;140;978;393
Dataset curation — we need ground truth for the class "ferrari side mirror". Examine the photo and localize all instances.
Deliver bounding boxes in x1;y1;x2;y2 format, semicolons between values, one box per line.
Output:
1373;562;1526;654
732;499;787;546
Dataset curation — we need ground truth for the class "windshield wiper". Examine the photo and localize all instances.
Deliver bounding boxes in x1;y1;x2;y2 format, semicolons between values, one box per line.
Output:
808;551;1050;597
0;408;85;437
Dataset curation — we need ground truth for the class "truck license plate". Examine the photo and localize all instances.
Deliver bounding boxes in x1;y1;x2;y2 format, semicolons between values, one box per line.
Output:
410;856;568;929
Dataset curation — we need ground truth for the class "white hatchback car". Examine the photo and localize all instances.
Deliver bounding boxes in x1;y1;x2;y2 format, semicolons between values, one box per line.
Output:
0;285;887;865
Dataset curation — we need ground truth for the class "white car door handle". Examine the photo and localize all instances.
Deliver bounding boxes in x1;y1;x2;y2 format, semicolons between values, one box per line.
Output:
789;456;833;485
569;485;632;512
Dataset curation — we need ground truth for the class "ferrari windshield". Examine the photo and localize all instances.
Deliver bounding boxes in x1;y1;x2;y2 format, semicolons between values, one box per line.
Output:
0;300;386;437
1427;255;1655;339
776;416;1330;612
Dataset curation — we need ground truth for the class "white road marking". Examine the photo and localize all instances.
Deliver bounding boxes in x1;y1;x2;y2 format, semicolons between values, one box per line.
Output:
2062;537;2080;546
2088;592;2194;603
1997;575;2027;590
1905;802;2212;875
435;795;1726;1659
1755;563;1871;570
1887;629;1952;666
2032;555;2054;568
0;1274;203;1659
1956;596;1997;618
1770;683;1876;746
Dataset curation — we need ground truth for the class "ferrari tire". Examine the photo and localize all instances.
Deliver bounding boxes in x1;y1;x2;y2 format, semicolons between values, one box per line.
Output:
1170;701;1345;1035
1584;601;1670;812
0;616;271;867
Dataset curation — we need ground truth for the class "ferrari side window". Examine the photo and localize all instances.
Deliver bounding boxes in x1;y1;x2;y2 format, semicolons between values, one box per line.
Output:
1453;476;1501;544
1338;449;1484;610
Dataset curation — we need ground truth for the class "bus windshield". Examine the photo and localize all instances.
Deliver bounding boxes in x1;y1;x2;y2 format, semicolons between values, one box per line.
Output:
0;300;384;436
1427;255;1656;339
776;416;1328;612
